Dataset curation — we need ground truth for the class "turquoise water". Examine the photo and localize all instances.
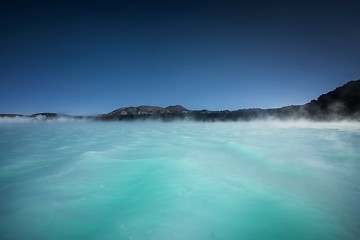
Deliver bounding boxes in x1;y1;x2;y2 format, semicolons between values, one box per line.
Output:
0;120;359;240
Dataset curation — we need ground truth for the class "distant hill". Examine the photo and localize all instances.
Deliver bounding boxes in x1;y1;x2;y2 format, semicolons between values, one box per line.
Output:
303;80;360;120
1;79;360;121
99;105;190;121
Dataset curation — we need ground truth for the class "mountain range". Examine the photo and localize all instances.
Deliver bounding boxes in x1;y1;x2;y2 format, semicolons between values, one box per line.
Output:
1;79;360;121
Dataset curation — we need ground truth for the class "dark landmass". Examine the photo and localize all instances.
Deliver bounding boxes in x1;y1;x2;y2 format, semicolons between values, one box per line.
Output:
29;113;70;119
0;114;25;117
1;79;360;121
96;79;360;121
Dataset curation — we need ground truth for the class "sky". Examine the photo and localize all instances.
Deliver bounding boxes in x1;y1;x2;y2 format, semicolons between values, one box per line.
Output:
0;0;360;115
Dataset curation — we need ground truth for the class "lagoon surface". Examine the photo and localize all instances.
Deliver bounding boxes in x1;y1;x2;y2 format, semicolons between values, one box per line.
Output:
0;120;359;240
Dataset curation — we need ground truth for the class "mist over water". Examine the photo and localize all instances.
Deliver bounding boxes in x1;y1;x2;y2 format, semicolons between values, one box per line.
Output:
0;120;359;240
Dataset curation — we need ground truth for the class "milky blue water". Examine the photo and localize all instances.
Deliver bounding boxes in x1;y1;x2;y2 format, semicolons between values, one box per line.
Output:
0;120;359;240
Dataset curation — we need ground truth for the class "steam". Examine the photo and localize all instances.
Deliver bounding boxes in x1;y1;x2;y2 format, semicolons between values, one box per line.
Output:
0;116;79;123
248;119;360;131
1;115;359;133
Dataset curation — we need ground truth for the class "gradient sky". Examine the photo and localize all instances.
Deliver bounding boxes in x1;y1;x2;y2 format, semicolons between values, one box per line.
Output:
1;0;360;115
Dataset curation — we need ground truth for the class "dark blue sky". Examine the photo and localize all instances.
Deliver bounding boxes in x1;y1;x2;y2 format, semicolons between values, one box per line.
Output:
1;0;360;115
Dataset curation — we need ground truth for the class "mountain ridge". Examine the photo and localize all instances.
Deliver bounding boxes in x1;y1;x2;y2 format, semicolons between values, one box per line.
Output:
1;79;360;121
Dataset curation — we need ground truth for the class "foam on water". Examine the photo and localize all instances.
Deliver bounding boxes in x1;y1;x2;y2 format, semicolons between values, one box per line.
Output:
0;120;359;240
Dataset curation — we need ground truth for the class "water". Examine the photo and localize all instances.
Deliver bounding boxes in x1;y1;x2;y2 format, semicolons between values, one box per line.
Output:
0;120;359;240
